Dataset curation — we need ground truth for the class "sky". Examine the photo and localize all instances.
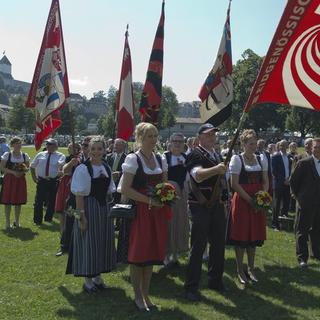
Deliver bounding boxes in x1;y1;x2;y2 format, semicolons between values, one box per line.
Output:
0;0;287;102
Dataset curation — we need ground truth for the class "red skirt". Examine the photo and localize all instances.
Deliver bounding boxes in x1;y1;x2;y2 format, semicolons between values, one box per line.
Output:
229;183;266;244
0;173;27;205
55;175;72;213
128;201;172;265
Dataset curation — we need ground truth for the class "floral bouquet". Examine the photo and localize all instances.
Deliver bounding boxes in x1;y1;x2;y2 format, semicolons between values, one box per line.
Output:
13;163;29;173
65;207;81;220
252;190;272;214
151;182;179;206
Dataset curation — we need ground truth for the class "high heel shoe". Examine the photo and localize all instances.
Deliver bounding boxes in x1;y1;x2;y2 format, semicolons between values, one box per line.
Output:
133;300;150;312
237;272;248;285
245;270;258;283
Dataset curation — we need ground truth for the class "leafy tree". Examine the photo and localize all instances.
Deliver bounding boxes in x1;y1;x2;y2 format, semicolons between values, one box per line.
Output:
8;95;35;132
0;89;9;105
75;115;88;132
286;106;320;138
0;76;5;90
92;90;107;103
56;106;74;135
158;85;178;130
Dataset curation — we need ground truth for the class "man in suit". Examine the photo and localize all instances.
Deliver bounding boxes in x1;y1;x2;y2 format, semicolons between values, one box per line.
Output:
106;138;127;204
271;139;292;230
290;138;320;267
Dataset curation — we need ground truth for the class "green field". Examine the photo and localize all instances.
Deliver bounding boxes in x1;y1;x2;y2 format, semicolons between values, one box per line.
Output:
0;147;319;320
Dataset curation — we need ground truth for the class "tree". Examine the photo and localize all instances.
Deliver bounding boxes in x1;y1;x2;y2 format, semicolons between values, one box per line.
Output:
0;89;9;105
0;76;5;90
92;90;107;103
75;115;88;132
56;106;74;135
158;85;178;130
8;95;35;132
286;107;320;138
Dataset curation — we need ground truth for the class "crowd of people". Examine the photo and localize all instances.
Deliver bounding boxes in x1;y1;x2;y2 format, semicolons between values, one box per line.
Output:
1;123;320;311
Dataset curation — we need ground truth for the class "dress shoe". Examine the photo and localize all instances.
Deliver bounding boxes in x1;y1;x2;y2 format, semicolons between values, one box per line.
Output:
93;281;108;291
184;291;201;302
237;273;248;285
164;260;180;269
299;261;308;268
133;301;150;312
147;304;159;311
82;283;98;294
245;270;258;283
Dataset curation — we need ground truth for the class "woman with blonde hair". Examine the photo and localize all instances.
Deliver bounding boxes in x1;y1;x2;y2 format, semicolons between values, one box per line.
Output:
121;122;170;311
0;136;30;229
228;129;269;284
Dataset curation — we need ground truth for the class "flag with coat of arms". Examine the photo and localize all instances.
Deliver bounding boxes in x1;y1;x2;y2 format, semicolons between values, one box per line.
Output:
26;0;69;150
198;1;233;127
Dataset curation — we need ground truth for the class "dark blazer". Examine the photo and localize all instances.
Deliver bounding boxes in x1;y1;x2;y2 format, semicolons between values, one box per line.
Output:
290;156;320;209
256;150;271;177
106;153;126;173
271;152;292;189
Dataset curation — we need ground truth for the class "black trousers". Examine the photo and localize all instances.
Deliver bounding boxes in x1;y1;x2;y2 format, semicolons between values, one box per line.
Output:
272;185;291;228
33;178;58;224
295;205;320;262
185;203;226;293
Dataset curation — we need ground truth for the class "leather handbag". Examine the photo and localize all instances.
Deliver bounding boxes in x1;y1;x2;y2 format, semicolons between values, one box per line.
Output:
109;203;136;219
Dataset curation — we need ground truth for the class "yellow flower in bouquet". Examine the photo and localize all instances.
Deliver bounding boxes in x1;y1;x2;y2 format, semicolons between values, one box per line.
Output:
152;182;178;206
252;190;272;213
14;163;29;173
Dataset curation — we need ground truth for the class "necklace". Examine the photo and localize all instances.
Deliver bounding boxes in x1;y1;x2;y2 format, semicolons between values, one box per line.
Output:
243;153;255;162
140;150;153;161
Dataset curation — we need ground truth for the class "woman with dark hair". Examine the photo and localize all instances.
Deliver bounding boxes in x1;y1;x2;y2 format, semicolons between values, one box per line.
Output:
66;137;116;293
0;136;30;229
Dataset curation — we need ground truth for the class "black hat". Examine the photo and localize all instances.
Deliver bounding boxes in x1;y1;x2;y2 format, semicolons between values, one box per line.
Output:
198;123;219;135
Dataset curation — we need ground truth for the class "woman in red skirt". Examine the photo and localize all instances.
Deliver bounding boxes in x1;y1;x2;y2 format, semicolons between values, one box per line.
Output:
0;137;30;229
121;123;171;312
228;129;269;284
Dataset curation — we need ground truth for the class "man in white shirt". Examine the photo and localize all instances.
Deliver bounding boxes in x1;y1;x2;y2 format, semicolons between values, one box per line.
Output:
30;138;65;225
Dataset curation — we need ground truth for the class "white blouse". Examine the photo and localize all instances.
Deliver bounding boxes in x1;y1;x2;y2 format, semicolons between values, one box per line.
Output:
122;151;168;175
1;151;30;163
161;153;186;166
229;153;268;175
71;163;116;196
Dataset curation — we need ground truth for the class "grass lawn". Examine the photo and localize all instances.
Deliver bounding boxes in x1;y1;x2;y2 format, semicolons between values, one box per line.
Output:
0;147;320;320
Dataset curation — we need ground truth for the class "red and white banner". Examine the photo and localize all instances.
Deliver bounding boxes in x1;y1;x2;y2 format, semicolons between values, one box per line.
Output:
245;0;320;112
116;26;134;141
26;0;69;150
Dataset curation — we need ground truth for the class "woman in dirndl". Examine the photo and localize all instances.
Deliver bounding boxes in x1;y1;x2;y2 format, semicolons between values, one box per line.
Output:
0;136;30;230
66;137;116;293
162;133;189;268
121;122;171;312
228;129;269;284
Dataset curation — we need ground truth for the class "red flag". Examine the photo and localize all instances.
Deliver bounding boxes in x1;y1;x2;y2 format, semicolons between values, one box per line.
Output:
245;0;320;112
199;1;233;126
116;25;134;141
139;0;165;126
26;0;69;150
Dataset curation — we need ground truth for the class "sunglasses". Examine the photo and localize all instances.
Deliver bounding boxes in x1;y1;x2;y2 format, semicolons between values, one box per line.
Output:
172;140;184;143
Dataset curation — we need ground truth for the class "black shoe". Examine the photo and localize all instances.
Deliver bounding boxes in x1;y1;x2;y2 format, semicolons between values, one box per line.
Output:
184;291;201;302
208;282;226;293
299;261;308;268
82;284;98;294
164;260;180;269
133;301;150;312
147;304;159;311
34;222;42;226
55;249;66;257
93;282;108;291
245;270;258;283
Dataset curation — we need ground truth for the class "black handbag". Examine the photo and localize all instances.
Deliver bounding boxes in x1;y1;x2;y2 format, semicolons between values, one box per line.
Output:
109;203;136;219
